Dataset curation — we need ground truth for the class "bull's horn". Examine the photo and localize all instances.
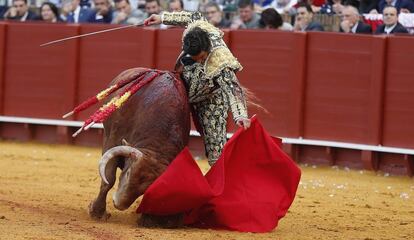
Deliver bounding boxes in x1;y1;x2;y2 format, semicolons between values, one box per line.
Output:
99;146;143;185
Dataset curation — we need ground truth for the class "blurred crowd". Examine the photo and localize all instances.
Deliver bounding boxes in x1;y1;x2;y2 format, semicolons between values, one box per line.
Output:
0;0;413;34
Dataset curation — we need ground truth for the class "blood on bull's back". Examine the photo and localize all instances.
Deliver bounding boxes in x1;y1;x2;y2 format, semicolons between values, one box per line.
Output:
103;68;191;157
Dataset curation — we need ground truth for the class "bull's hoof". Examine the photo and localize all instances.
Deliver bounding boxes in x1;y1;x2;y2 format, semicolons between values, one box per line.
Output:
138;213;184;229
88;201;111;221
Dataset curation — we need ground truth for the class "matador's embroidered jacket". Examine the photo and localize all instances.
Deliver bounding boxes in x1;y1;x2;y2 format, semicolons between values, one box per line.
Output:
161;11;248;122
161;11;248;164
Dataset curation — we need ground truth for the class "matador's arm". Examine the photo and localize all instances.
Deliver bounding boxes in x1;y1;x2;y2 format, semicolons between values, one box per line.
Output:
215;68;248;122
161;11;205;26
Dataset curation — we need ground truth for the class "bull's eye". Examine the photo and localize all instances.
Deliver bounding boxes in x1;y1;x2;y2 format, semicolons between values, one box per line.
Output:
139;175;147;183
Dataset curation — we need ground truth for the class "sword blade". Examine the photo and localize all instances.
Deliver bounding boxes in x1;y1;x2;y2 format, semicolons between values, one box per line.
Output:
40;23;145;47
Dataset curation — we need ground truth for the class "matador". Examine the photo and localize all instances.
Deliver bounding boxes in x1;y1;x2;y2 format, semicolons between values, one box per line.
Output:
145;11;251;166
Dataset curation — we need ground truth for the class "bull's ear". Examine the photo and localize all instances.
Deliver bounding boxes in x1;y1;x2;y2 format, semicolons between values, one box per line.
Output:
122;139;131;146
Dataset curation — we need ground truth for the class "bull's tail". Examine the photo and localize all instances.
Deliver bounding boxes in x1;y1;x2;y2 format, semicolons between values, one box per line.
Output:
242;86;269;115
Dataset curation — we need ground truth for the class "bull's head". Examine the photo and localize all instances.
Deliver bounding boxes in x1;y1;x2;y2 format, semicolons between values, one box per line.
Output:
98;145;145;210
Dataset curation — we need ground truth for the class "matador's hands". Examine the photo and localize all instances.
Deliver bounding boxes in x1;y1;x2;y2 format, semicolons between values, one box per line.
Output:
236;117;251;130
144;14;162;26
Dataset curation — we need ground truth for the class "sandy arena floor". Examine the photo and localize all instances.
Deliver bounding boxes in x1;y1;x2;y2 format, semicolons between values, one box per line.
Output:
0;141;413;240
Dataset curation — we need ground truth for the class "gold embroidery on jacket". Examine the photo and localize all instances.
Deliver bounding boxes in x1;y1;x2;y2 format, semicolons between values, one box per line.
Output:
162;11;243;79
162;11;203;26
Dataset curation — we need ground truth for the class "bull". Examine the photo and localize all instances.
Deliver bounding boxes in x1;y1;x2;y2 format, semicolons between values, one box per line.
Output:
87;68;190;227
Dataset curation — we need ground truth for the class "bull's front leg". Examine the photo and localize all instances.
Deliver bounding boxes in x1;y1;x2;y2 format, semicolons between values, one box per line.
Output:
88;158;118;220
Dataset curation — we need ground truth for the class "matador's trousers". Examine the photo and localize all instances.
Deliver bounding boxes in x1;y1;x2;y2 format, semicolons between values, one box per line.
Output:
192;91;229;166
182;62;247;166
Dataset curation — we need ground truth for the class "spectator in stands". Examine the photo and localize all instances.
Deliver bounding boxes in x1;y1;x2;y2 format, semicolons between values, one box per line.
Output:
144;0;166;28
129;0;139;9
319;0;345;15
137;0;146;9
63;0;95;23
198;0;210;13
254;0;274;8
378;0;414;13
205;1;231;28
293;2;324;31
375;5;409;34
3;0;38;21
182;0;199;12
112;0;145;24
344;0;360;9
339;5;372;33
79;0;92;8
92;0;113;23
46;0;61;8
230;0;260;29
39;2;63;22
145;0;162;16
359;0;379;13
310;0;328;11
259;8;293;30
220;0;239;15
168;0;183;12
61;0;71;21
270;0;298;14
0;4;8;20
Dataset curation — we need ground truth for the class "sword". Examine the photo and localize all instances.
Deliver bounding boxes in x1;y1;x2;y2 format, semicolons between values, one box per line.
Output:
40;22;145;47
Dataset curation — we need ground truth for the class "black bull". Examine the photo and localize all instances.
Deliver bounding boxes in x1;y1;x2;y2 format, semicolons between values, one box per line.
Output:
88;68;191;225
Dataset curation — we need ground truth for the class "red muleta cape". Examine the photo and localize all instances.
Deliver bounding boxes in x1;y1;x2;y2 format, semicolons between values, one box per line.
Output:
137;117;301;233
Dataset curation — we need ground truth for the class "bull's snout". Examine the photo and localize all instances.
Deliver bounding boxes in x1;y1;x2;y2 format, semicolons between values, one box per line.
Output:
112;192;128;210
99;146;143;185
98;146;143;211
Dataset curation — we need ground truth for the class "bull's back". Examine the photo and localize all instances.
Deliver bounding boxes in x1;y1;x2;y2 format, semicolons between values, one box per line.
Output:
103;68;190;159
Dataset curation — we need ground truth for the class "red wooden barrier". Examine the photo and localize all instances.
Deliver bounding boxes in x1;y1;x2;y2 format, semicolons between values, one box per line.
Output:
2;22;79;119
0;23;5;115
230;30;307;138
304;32;386;145
154;28;183;71
382;35;414;149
